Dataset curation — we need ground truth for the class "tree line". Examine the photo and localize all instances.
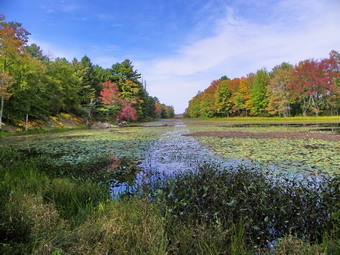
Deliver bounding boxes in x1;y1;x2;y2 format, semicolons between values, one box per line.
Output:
184;51;339;118
0;15;174;129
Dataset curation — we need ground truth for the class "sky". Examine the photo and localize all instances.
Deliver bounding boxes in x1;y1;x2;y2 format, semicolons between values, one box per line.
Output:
1;0;340;113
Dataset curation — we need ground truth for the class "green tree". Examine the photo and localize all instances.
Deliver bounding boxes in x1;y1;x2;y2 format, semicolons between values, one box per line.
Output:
110;59;141;84
220;75;230;81
92;65;111;97
250;69;269;116
72;57;96;106
6;57;48;126
185;91;203;117
109;59;145;119
25;43;50;62
45;58;81;114
215;80;232;117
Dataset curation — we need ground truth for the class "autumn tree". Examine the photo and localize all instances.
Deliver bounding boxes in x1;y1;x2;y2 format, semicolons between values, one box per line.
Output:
117;103;137;121
227;78;242;115
185;91;203;117
185;51;339;118
266;63;294;117
0;15;30;128
234;77;252;116
289;58;338;116
324;50;340;115
155;103;162;118
200;80;219;117
99;81;123;118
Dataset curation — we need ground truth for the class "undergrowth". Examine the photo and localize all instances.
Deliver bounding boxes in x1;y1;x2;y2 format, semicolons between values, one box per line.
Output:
0;148;339;254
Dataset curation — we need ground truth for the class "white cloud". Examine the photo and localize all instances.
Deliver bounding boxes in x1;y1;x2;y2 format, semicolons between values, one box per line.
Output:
137;0;340;113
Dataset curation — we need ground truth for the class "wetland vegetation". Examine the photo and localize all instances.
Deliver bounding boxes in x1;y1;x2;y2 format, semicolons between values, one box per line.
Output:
1;7;339;255
1;117;339;254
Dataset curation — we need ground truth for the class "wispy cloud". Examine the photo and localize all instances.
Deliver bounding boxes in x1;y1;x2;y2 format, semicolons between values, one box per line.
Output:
40;0;82;14
58;0;81;12
138;0;340;113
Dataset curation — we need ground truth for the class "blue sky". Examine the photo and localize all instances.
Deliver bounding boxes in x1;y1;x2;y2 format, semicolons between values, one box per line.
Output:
2;0;340;113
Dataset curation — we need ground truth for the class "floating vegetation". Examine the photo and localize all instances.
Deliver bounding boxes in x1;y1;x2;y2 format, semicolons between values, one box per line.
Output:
1;118;339;254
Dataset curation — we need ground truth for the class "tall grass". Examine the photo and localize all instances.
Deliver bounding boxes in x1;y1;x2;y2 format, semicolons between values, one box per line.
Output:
1;148;339;254
0;149;168;254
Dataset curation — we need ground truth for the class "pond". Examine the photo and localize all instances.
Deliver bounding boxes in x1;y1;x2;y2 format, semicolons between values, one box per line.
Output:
110;119;339;198
1;118;339;194
110;121;249;198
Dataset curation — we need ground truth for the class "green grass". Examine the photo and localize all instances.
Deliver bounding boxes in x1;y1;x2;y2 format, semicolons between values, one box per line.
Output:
1;118;339;254
1;149;339;254
187;116;340;124
182;118;340;176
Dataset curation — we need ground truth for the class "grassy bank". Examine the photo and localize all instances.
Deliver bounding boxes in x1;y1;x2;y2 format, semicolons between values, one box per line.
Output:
187;116;340;124
1;148;339;254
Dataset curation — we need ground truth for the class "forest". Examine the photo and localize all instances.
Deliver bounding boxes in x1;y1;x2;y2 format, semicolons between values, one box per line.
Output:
185;51;340;118
0;15;174;130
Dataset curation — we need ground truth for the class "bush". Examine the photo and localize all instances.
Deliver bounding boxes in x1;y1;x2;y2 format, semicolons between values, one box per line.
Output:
147;163;340;248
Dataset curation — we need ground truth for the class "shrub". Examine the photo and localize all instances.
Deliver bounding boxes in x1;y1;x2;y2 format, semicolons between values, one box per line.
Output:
147;163;340;248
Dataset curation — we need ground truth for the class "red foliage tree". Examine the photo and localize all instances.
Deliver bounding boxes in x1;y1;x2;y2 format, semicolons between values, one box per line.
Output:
155;103;162;118
289;58;338;116
117;102;137;121
99;81;139;122
99;81;121;105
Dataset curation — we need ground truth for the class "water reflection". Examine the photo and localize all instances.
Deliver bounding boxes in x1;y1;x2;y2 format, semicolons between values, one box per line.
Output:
110;122;265;199
110;121;331;199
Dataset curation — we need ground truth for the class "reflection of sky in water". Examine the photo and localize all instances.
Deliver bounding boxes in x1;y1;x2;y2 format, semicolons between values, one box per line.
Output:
110;121;327;199
140;122;248;174
111;122;246;198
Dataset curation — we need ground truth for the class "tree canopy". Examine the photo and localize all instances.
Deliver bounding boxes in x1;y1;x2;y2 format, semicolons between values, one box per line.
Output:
0;16;174;128
185;51;340;118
